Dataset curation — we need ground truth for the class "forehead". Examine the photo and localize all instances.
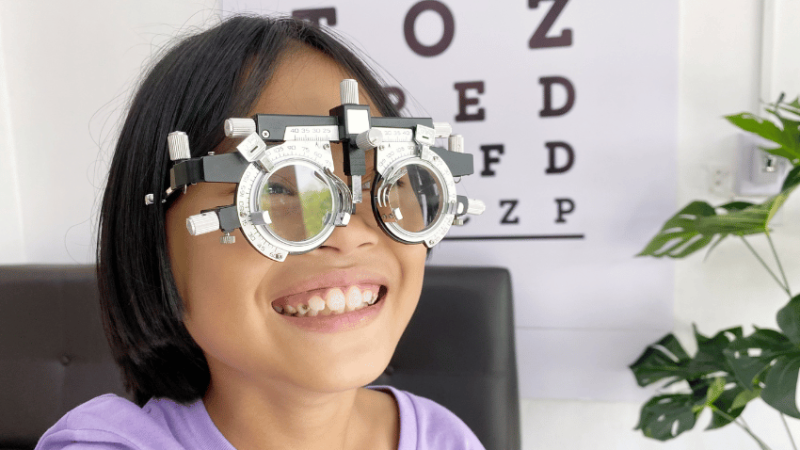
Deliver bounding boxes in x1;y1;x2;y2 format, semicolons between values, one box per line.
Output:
249;46;367;116
246;47;379;172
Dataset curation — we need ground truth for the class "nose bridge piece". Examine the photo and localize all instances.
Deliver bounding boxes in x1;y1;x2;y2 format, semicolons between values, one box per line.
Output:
325;167;354;227
319;193;382;255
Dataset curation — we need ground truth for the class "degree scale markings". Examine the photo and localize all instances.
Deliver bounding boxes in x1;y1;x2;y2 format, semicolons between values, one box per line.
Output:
372;127;413;143
283;125;339;142
376;142;416;176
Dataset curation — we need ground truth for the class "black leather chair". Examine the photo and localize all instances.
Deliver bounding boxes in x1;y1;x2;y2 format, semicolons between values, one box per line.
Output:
0;265;520;450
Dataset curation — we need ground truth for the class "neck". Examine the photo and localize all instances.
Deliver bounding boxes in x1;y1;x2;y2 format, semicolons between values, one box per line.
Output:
203;370;373;450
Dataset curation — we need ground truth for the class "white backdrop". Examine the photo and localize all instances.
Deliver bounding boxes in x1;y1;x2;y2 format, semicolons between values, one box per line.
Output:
223;0;678;401
6;1;800;447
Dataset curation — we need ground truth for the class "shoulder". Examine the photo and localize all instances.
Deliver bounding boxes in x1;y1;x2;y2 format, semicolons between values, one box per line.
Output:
370;386;486;450
35;393;218;450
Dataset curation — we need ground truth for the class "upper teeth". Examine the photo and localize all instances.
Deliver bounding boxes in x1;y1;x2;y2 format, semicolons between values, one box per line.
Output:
274;286;381;317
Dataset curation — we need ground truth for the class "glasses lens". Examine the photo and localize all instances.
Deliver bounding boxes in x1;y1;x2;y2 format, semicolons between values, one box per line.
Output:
377;164;443;233
258;164;333;242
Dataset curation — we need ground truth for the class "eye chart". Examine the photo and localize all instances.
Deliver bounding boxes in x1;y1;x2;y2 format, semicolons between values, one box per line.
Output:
222;0;678;401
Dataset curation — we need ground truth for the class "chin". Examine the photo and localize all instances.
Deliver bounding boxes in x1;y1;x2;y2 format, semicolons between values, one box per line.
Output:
296;344;394;392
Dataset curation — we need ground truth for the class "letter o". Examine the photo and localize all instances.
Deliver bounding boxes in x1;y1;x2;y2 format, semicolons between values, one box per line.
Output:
403;1;455;57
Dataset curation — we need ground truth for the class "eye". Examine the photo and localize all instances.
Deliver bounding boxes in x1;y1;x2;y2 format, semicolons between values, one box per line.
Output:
268;183;295;195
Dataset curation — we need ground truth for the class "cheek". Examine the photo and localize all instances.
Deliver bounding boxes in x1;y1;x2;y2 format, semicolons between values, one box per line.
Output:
166;201;270;337
171;228;284;374
395;243;427;314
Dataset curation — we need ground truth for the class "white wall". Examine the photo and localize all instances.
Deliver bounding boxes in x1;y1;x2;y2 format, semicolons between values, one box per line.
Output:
0;15;24;263
0;0;222;264
522;1;800;449
2;0;800;448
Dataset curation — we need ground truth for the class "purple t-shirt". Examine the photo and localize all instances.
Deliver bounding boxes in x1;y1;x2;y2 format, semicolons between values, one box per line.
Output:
35;385;485;450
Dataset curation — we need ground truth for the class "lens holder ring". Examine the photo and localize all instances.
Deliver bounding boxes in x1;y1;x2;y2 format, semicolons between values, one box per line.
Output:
372;145;457;248
235;141;339;261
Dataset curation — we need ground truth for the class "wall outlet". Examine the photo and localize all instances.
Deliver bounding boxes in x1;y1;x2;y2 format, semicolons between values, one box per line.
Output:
706;163;734;197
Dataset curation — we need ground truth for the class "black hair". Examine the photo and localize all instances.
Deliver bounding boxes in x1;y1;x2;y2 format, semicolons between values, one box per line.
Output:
97;14;433;407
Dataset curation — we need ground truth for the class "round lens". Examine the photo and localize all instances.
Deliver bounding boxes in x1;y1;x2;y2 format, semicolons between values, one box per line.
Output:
258;164;333;242
376;163;443;233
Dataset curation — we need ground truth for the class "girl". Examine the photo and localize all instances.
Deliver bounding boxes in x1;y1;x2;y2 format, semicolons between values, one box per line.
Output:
36;15;484;450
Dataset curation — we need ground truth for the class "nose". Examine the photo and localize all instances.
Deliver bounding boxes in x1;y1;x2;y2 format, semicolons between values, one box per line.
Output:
317;189;381;256
316;144;381;256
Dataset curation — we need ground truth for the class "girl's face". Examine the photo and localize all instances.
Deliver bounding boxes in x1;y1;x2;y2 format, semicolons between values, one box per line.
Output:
165;47;427;395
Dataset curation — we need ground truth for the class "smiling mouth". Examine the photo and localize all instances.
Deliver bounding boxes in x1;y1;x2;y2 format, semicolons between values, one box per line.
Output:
272;285;388;317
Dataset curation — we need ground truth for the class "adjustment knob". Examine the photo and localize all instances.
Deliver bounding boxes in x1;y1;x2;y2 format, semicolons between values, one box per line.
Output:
168;132;191;161
340;79;359;105
224;118;257;137
448;134;464;153
356;128;383;150
186;212;220;236
467;198;486;216
433;122;452;139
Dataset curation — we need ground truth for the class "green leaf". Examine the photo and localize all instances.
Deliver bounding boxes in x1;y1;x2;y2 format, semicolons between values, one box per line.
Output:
630;334;691;387
731;387;761;410
723;328;796;388
783;165;800;191
640;166;800;260
680;374;751;431
778;102;800;120
727;103;800;164
767;182;799;225
719;201;756;212
778;96;800;116
758;145;800;164
777;294;800;345
635;394;701;441
725;112;794;150
700;204;755;261
638;190;795;259
706;377;726;404
763;116;800;162
765;107;800;160
707;380;750;430
688;325;743;375
767;106;800;134
762;355;800;418
725;109;800;163
696;174;800;237
637;202;717;258
696;196;786;236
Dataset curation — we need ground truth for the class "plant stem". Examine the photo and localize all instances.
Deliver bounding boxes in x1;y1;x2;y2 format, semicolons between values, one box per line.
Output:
781;413;797;450
710;407;772;450
740;236;790;295
765;231;792;298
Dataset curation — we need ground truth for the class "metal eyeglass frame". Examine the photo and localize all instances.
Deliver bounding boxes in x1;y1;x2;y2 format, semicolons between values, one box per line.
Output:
145;79;485;262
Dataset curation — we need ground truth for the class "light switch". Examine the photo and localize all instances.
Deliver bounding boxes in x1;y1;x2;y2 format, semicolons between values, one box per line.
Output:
734;133;790;197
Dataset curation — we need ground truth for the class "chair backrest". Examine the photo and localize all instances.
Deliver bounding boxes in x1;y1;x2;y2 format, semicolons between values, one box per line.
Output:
0;265;129;450
369;265;520;450
0;264;520;450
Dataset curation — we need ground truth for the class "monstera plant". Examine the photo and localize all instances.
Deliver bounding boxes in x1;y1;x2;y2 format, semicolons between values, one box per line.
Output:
630;94;800;449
